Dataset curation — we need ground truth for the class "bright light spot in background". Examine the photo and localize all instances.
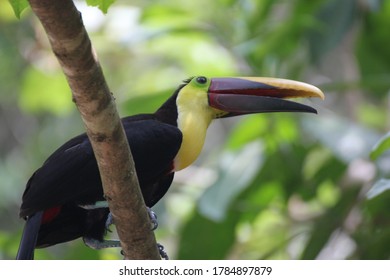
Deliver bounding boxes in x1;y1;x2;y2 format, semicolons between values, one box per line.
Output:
74;1;106;32
75;1;142;44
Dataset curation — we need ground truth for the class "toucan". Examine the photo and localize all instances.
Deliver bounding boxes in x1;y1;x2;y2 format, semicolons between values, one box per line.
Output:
16;76;324;259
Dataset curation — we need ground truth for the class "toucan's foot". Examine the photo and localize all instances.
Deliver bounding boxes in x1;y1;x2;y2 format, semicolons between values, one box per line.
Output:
147;207;158;231
80;203;157;231
83;207;160;253
158;243;169;260
83;237;121;249
104;209;156;232
105;212;114;230
120;243;169;260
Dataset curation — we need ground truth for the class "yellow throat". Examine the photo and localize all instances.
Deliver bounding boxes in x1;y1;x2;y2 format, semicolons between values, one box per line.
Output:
173;83;216;171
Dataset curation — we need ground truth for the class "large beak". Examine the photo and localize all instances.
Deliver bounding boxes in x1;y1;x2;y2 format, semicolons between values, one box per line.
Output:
208;77;324;117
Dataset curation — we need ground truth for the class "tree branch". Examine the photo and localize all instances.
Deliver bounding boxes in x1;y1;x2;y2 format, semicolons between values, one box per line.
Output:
27;0;160;259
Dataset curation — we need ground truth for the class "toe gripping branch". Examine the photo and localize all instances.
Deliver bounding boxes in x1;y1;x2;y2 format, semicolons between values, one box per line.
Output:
148;207;159;231
157;243;169;260
80;203;168;259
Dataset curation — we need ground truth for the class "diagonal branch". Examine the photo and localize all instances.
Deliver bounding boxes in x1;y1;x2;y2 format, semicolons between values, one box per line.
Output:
27;0;160;259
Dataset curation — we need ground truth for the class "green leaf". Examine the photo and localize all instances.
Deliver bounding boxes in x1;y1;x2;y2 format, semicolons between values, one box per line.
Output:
366;179;390;200
121;91;171;116
301;186;360;259
86;0;115;14
225;115;268;150
302;115;380;163
20;67;73;115
363;183;390;229
307;0;357;63
177;210;240;259
358;183;390;259
303;147;333;181
198;142;264;221
370;132;390;160
356;1;390;96
8;0;28;18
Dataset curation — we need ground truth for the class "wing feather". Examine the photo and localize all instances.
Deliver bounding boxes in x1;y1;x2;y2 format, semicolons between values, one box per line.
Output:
20;118;182;216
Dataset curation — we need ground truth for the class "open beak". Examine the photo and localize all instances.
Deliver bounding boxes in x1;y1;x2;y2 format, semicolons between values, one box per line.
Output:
208;77;324;117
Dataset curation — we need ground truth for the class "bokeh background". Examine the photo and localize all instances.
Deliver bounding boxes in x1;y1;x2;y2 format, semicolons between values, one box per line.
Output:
1;0;389;259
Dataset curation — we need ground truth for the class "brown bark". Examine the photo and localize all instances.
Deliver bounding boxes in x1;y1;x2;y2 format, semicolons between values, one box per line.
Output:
27;0;160;259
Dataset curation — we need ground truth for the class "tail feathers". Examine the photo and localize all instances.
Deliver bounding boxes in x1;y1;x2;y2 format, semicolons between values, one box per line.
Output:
16;211;43;260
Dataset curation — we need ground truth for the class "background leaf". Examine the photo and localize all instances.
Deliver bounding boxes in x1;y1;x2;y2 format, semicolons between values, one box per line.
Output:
366;179;390;200
8;0;28;18
86;0;115;14
198;142;264;221
370;132;390;160
300;186;360;259
177;210;240;259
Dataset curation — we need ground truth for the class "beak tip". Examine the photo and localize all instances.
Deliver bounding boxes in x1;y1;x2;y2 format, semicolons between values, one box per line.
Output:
306;83;325;100
317;89;325;100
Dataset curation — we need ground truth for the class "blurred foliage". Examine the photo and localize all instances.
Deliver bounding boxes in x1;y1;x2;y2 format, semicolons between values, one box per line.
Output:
1;0;390;260
8;0;28;18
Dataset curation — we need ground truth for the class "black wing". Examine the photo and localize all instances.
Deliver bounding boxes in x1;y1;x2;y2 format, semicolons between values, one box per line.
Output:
20;117;182;217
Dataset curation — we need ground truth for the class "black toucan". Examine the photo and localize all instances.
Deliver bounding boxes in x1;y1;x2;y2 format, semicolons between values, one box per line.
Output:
16;76;324;259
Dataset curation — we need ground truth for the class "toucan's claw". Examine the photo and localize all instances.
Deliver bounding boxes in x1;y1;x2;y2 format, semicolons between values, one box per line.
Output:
119;243;169;260
105;209;158;231
83;237;120;249
105;212;114;231
158;243;169;260
147;207;158;231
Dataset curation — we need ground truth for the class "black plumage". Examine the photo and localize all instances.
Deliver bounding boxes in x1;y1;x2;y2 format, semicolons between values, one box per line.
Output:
17;87;183;258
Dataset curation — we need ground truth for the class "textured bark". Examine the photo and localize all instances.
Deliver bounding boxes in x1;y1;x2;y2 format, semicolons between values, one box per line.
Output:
28;0;160;259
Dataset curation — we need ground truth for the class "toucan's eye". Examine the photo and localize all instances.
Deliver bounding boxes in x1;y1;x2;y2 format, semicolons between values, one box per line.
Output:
196;76;207;84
